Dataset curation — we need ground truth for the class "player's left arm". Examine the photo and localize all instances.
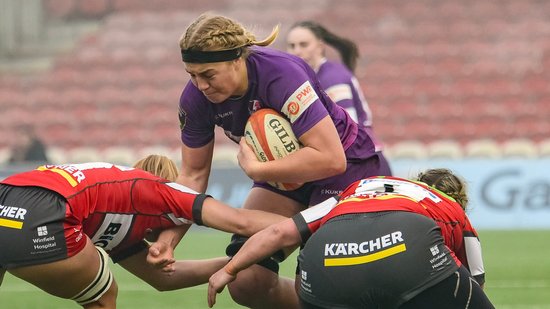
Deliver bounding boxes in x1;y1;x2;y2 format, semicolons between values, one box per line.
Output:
207;218;301;307
242;115;346;184
146;224;192;272
200;197;287;236
118;246;229;291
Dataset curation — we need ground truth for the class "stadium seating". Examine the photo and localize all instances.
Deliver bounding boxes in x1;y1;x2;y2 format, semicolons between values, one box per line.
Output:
137;145;179;161
0;0;548;162
45;146;68;164
464;139;502;159
0;148;11;165
101;146;137;165
66;147;102;163
501;138;539;159
386;140;428;160
427;140;463;159
537;139;550;158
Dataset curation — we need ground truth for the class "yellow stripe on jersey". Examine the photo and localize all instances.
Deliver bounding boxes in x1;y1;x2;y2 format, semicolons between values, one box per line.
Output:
37;166;78;187
0;218;23;229
324;244;407;267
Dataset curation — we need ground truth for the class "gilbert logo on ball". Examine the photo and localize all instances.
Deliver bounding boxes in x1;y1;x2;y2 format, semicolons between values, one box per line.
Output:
244;108;303;191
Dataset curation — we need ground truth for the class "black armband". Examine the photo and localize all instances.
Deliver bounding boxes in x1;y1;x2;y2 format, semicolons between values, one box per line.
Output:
192;194;211;226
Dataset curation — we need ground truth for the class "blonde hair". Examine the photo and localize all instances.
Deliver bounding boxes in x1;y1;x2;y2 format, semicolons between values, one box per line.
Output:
179;13;279;58
133;154;179;182
415;168;469;210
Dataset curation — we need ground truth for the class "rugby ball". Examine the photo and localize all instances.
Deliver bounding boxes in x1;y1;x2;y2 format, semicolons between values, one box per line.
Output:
244;108;303;191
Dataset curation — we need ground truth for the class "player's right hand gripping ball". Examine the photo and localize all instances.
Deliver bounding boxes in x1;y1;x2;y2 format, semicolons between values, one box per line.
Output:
244;108;303;191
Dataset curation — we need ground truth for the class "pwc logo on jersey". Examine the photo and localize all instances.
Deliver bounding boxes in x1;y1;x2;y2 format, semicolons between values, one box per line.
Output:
0;204;27;229
282;80;319;123
323;231;406;267
91;214;133;251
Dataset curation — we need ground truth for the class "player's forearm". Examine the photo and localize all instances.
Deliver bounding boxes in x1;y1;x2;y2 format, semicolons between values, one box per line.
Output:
156;224;191;249
160;257;230;290
225;220;300;275
177;142;214;192
233;209;287;236
252;148;343;183
176;173;209;193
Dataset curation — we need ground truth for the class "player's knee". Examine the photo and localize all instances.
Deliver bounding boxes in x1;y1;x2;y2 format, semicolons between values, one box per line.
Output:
228;275;261;307
72;246;116;307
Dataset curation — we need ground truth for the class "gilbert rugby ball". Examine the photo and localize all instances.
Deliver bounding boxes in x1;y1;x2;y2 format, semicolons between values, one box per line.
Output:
244;108;303;191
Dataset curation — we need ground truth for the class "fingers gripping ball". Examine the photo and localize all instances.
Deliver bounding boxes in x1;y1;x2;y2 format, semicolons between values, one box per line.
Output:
244;108;303;191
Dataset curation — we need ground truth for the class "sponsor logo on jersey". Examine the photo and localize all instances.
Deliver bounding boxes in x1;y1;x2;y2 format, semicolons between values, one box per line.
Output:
37;225;48;236
0;204;27;229
92;214;133;250
287;101;300;115
214;111;232;121
248;99;263;113
32;226;60;251
37;164;86;187
320;189;343;196
323;231;406;267
299;270;313;293
429;245;449;271
430;245;440;256
282;80;319;123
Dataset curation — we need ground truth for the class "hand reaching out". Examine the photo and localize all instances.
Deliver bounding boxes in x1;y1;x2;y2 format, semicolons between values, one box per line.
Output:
207;266;237;307
147;241;176;274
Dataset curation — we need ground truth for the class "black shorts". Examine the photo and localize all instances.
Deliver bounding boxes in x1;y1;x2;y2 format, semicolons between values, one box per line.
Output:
400;265;495;309
297;211;459;308
0;184;68;269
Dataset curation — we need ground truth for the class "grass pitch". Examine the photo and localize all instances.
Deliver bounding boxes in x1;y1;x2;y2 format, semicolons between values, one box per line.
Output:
1;229;549;308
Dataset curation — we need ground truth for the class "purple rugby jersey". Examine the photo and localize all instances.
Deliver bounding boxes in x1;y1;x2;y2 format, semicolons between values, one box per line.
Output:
316;60;384;152
316;60;373;128
179;47;374;160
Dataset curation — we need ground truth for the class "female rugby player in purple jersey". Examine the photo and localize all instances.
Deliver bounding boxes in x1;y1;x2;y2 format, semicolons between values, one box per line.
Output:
286;21;391;160
177;13;392;308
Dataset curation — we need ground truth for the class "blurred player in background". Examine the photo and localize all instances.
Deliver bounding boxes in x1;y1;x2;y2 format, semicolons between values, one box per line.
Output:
177;12;392;308
0;155;286;308
8;125;49;164
208;168;494;309
286;21;389;160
